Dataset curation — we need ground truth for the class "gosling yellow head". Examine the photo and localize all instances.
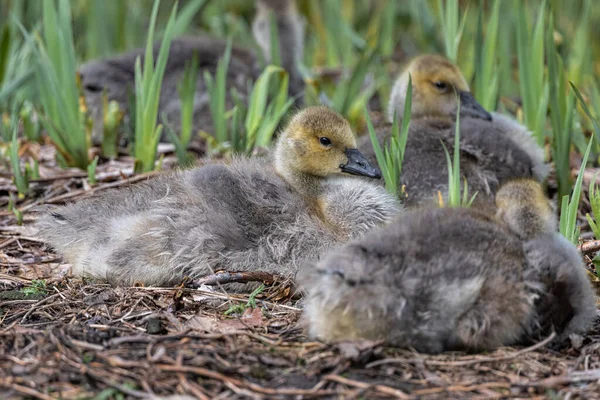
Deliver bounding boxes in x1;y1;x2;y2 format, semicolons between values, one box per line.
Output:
275;107;381;196
389;54;492;122
495;178;556;240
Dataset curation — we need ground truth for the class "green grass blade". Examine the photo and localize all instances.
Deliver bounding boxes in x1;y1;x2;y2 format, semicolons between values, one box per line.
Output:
10;116;28;197
268;11;282;67
557;76;595;239
133;0;179;172
173;0;207;36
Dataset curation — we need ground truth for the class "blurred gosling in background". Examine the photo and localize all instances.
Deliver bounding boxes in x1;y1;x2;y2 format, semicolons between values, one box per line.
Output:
81;0;305;144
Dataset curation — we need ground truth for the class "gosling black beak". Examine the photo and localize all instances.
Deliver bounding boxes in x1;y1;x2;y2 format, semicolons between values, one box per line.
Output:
458;91;493;121
340;148;382;179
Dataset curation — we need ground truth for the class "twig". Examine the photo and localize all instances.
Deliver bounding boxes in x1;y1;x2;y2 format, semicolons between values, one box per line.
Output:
132;286;301;311
367;332;556;368
177;374;211;400
20;293;62;323
323;374;410;399
527;368;600;388
85;370;151;398
189;271;285;287
410;382;511;396
0;380;55;400
157;364;337;397
0;237;18;250
578;240;600;255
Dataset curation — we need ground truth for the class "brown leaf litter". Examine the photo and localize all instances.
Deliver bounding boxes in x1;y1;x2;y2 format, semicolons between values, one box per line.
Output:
1;149;600;399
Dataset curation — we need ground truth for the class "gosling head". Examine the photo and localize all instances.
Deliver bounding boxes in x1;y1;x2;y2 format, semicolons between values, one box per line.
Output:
275;107;381;194
495;179;557;240
388;54;492;122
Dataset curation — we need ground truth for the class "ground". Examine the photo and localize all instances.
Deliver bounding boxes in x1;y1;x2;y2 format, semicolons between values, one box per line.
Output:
1;145;600;399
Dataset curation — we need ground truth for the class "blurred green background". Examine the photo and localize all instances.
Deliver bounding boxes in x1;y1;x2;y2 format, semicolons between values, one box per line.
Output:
2;0;600;217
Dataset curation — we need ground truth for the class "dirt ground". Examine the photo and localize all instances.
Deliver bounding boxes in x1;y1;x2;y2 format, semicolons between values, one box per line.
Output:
2;146;600;399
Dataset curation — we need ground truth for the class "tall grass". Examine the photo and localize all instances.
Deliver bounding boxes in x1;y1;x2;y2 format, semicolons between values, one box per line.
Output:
244;66;295;151
473;0;500;111
441;96;477;207
567;0;592;88
0;4;34;110
329;48;377;119
85;0;112;60
310;0;360;67
367;75;412;198
559;137;592;244
547;13;576;199
22;0;90;169
365;0;396;59
204;40;232;146
202;47;293;156
437;0;469;63
586;177;600;240
515;0;548;146
101;98;123;158
9;111;28;197
559;83;600;244
133;0;178;173
267;11;282;67
166;55;199;165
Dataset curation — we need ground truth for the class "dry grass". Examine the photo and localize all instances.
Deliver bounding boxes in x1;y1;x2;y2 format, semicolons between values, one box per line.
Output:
1;141;600;399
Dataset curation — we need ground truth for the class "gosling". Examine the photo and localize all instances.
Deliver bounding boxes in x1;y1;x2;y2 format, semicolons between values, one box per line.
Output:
359;54;548;210
37;107;400;290
301;178;596;353
81;0;305;144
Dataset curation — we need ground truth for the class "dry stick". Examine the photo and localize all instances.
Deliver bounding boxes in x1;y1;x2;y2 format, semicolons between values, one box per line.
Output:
367;332;556;368
177;374;211;400
85;370;151;399
189;271;284;287
0;237;18;250
157;364;338;397
135;286;301;311
527;368;600;388
323;374;410;399
0;380;55;400
19;292;63;324
578;240;600;255
410;382;512;396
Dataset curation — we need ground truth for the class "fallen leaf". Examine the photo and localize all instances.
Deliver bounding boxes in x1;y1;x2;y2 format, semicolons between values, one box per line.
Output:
185;307;265;333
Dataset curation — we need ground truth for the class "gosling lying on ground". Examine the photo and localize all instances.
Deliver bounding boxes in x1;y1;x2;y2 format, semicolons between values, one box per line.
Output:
36;107;400;290
301;178;596;353
359;54;548;210
81;0;305;144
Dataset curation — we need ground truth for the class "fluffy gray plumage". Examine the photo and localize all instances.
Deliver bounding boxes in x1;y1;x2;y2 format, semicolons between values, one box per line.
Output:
301;206;596;353
81;0;305;144
358;113;548;210
36;107;400;290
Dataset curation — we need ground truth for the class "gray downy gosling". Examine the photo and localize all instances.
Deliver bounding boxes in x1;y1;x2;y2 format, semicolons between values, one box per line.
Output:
36;107;400;290
300;178;596;353
359;54;548;210
81;0;305;144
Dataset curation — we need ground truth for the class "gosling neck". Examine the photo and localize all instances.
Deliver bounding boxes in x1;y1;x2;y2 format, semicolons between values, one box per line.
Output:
274;139;324;199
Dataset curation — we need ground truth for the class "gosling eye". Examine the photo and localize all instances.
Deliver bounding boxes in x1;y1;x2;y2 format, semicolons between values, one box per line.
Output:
432;81;448;92
84;83;104;93
319;137;332;147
